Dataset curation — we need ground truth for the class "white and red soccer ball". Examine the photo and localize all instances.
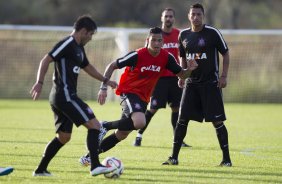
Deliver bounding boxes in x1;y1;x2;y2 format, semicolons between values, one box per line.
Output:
102;156;124;178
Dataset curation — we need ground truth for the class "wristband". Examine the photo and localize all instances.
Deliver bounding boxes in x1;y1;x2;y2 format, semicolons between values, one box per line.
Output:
100;87;107;90
103;77;109;84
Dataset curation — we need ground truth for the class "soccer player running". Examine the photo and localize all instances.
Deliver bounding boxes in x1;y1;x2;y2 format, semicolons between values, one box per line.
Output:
162;3;232;166
30;15;118;176
133;8;190;147
79;27;198;166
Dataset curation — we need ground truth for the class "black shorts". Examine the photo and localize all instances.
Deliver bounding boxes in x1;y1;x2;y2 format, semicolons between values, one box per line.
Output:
120;93;148;118
179;82;226;122
150;77;182;109
50;95;95;133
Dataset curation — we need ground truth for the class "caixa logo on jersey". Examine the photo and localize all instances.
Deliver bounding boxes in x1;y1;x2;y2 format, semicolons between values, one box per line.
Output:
73;66;80;74
186;53;207;60
141;65;160;72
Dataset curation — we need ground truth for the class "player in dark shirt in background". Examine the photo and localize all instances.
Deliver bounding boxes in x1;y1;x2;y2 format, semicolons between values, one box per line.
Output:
162;3;232;166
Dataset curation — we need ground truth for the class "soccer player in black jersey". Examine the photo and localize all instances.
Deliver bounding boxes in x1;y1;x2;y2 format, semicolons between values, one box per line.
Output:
30;15;118;176
162;3;232;166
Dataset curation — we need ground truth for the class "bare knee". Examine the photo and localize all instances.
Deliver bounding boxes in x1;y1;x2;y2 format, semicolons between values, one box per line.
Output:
115;130;131;141
131;112;146;129
57;131;71;144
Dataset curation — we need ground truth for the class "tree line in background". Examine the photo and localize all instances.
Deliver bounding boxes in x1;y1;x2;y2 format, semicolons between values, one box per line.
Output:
0;0;281;29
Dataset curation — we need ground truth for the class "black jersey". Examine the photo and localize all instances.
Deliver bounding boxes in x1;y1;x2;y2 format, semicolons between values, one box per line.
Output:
48;36;89;102
179;24;228;84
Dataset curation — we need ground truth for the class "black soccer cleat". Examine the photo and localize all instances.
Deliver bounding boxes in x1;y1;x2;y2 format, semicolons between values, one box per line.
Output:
162;156;179;165
133;137;142;146
32;169;53;176
181;141;192;147
219;160;232;167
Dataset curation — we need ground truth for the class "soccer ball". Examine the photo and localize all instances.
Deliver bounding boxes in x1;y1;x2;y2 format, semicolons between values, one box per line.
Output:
102;156;124;179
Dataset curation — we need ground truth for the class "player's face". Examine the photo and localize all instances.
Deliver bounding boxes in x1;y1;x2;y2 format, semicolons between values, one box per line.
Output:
81;29;95;46
161;10;175;28
147;33;163;55
188;8;204;27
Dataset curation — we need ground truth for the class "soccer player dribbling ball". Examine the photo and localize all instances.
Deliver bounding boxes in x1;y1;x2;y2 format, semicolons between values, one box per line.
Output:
79;27;198;166
30;15;118;176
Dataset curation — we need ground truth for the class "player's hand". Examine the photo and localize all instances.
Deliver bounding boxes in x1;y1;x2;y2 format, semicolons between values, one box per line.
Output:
30;82;43;100
178;78;185;88
187;59;198;71
98;89;107;105
218;76;227;88
106;80;118;89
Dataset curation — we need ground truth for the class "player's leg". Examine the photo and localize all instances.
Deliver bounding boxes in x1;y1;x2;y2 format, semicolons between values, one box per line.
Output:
33;105;69;176
163;84;202;165
100;130;131;153
102;94;147;131
212;121;232;166
168;77;191;147
83;119;116;176
133;108;157;146
134;78;167;146
100;110;145;152
204;83;231;166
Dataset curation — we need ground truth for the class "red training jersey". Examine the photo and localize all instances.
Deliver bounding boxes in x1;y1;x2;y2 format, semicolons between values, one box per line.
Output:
115;47;181;103
161;28;180;77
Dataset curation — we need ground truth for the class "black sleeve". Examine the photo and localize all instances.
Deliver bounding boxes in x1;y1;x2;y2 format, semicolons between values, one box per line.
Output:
213;29;229;55
166;53;182;74
116;51;138;69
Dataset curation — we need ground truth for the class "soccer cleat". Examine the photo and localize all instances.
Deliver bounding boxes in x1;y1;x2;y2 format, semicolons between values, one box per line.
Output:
162;156;179;165
219;160;232;167
90;165;116;176
98;121;108;144
181;141;192;147
133;137;142;146
79;154;91;167
0;167;14;176
32;170;53;176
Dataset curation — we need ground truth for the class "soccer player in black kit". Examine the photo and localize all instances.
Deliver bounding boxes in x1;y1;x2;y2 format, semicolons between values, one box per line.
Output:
30;15;118;176
162;3;232;166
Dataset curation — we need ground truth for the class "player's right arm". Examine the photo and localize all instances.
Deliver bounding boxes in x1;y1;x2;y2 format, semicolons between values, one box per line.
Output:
30;54;53;100
98;51;137;105
178;57;188;88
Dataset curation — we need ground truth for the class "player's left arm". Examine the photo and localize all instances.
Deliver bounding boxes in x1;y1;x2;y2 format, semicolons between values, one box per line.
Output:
97;61;119;105
218;50;230;88
166;54;198;79
83;64;117;89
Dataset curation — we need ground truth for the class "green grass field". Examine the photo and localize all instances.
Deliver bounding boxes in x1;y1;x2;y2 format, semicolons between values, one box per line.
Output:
0;100;281;184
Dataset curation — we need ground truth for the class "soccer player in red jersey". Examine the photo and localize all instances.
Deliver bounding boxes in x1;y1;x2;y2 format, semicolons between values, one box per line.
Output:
133;8;190;147
79;27;198;166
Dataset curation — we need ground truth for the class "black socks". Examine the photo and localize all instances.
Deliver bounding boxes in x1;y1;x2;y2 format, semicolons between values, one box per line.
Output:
35;137;64;172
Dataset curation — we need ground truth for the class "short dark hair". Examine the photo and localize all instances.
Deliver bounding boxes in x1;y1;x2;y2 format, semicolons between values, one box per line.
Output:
73;15;97;33
162;8;175;16
149;27;162;34
189;3;205;15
